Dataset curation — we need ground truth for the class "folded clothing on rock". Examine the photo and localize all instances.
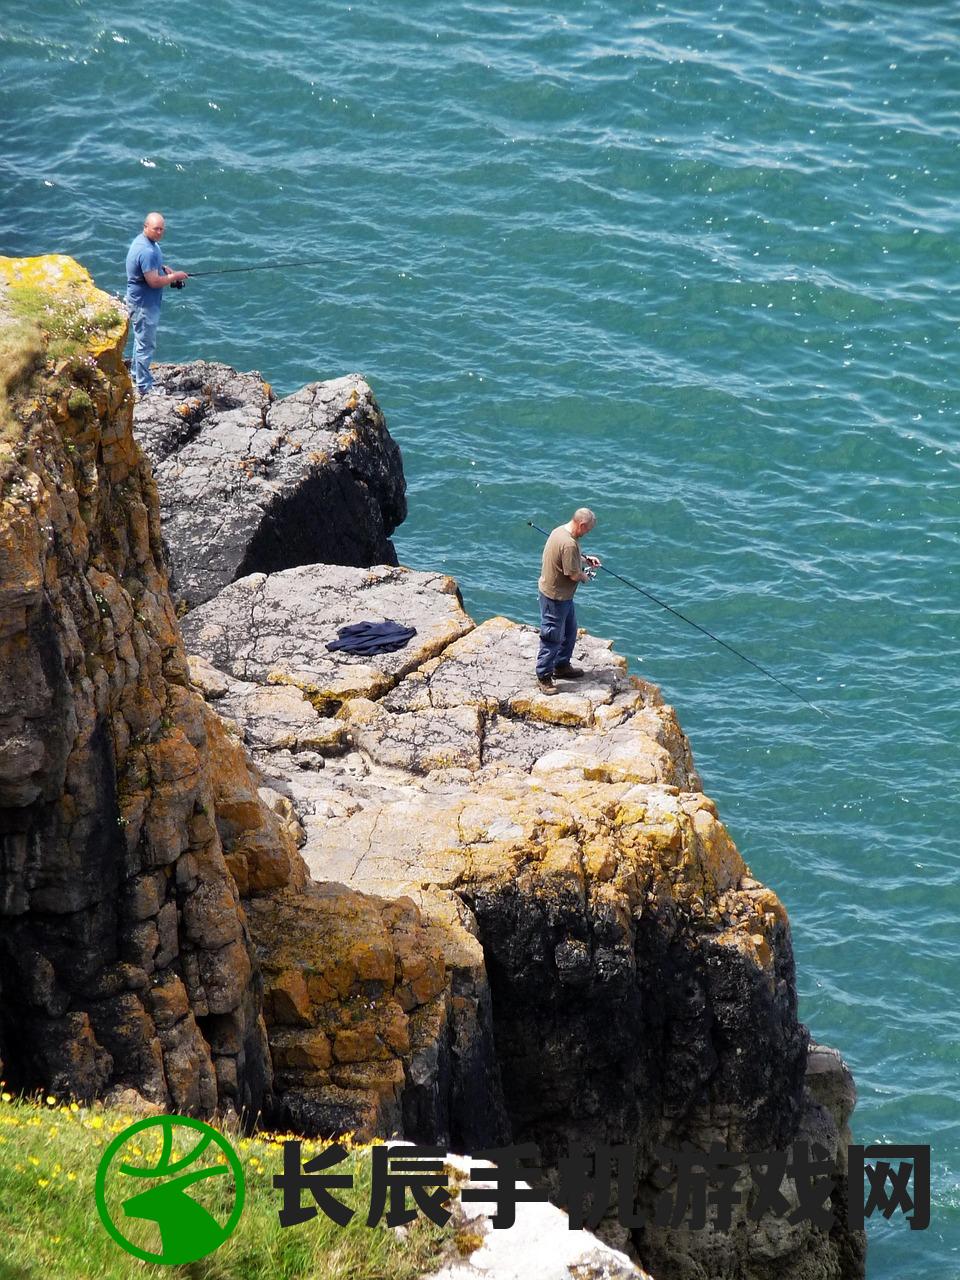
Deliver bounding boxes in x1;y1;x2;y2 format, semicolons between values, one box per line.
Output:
325;620;417;655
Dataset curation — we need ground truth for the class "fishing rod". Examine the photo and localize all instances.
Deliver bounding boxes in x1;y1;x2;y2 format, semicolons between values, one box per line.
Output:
184;258;333;279
527;520;829;719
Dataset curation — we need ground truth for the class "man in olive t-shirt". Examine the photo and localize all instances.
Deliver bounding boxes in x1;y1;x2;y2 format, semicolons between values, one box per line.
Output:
535;507;601;694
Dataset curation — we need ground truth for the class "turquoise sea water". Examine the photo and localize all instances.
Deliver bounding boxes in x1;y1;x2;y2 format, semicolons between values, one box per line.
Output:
3;2;958;1274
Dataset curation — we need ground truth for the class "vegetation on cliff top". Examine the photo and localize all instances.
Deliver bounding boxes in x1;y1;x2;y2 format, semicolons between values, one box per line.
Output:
0;261;124;450
5;282;123;360
0;1090;450;1279
0;306;44;446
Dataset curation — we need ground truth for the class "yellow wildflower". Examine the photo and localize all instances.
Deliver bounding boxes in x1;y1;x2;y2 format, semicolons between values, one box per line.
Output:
38;1178;49;1188
45;1096;56;1106
28;1156;40;1167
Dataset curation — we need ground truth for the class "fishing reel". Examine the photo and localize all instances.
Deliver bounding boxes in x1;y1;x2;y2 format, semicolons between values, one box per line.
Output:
581;564;597;580
169;278;185;289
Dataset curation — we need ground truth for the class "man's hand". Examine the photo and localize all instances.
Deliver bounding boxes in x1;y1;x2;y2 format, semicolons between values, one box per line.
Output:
144;268;189;287
583;555;601;568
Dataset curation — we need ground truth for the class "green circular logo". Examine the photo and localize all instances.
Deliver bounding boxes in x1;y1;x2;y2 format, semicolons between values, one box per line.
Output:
94;1115;245;1265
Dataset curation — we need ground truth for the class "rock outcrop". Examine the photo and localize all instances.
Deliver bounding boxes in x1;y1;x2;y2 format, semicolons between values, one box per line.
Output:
183;563;864;1280
0;256;864;1280
0;259;499;1164
133;361;406;608
0;258;300;1118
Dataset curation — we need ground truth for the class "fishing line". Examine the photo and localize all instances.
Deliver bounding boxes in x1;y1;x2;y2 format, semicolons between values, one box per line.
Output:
527;520;829;718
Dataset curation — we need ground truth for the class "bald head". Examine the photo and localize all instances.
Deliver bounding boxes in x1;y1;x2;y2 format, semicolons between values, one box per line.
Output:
571;507;596;536
143;212;166;242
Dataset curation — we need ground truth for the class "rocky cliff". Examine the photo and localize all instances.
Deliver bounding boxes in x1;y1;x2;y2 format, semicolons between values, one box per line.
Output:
0;255;305;1119
0;256;864;1280
181;567;862;1280
134;361;406;609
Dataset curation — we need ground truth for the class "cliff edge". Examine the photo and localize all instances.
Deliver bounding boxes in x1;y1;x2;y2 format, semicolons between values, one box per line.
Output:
0;255;305;1119
0;257;864;1280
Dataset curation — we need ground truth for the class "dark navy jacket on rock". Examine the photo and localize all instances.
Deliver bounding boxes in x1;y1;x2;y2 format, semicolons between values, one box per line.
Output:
325;620;417;655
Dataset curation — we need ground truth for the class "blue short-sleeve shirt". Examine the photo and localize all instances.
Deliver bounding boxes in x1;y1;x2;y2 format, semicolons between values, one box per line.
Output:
125;233;164;314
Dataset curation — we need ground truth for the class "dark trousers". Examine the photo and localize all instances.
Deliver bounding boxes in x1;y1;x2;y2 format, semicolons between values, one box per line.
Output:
536;591;576;677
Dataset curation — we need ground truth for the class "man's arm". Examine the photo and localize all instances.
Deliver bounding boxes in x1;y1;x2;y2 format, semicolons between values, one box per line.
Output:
560;543;592;583
143;266;188;287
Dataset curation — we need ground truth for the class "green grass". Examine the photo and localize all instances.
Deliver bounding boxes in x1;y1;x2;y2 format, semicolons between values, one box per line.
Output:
0;277;124;459
0;1091;450;1280
5;283;123;362
0;314;44;446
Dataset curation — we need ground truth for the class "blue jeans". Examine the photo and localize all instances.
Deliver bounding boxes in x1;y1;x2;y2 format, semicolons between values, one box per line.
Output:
128;303;160;392
536;591;576;677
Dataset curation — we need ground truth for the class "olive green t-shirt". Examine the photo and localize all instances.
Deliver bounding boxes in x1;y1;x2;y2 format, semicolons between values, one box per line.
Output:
539;525;582;601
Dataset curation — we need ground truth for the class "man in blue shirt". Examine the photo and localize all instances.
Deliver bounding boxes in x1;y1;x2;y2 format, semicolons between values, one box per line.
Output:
125;212;188;396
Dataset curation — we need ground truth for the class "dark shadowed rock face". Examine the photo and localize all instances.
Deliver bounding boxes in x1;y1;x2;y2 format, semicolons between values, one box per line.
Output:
133;361;406;609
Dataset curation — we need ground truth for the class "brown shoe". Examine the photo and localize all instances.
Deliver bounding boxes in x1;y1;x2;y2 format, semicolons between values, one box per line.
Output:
536;674;559;696
554;662;584;679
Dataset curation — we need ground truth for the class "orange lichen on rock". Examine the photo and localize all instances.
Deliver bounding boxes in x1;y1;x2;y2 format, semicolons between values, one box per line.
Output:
0;257;307;1119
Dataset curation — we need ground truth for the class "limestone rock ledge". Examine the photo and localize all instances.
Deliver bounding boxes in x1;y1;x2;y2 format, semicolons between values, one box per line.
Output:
133;361;406;609
183;563;865;1280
